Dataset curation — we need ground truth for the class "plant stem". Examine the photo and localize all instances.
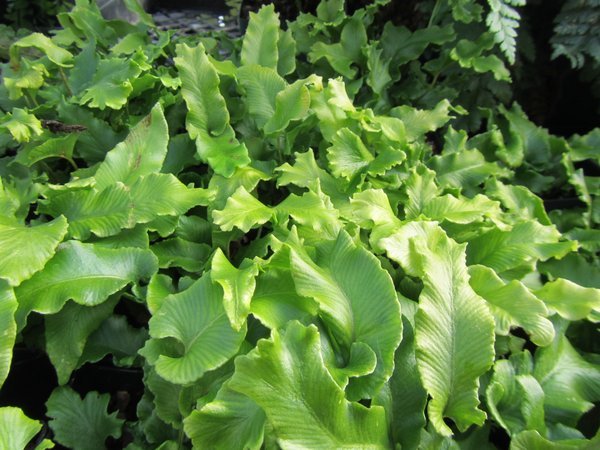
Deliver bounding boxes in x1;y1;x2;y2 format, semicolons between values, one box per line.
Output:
64;156;78;171
24;90;38;108
58;67;72;96
428;0;442;28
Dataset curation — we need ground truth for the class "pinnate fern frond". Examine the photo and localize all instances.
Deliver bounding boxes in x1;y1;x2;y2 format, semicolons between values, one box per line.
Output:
486;0;526;64
551;0;600;68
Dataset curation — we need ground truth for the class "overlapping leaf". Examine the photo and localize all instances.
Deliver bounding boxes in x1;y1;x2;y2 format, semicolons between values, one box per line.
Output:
46;387;123;450
0;216;68;286
378;222;495;435
140;274;246;385
289;229;402;399
229;321;390;449
14;241;157;329
175;42;249;177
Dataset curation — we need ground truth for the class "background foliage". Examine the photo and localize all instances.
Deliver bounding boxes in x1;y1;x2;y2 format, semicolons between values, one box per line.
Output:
0;0;599;449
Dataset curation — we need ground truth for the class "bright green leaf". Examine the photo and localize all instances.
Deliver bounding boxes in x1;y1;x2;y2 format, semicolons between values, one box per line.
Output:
15;241;157;329
0;216;68;287
534;278;600;322
94;103;168;190
184;382;266;450
289;230;402;399
0;407;45;450
469;265;555;346
229;321;390;449
212;186;273;233
241;4;280;70
211;249;258;331
140;274;246;385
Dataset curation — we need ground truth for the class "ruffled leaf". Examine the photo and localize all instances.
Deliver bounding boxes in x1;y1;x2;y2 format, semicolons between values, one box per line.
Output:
184;382;266;450
289;229;402;399
175;43;250;177
0;216;68;287
486;356;546;436
14;241;157;329
534;332;600;426
469;265;555;346
212;186;273;233
46;386;123;450
211;249;258;331
378;222;495;435
241;4;280;70
229;321;390;449
140;274;246;385
534;278;600;321
466;221;577;275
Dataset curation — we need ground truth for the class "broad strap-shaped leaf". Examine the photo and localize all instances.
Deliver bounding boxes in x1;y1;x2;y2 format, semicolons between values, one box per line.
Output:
0;407;46;449
0;282;17;389
250;248;318;330
175;43;250;177
0;216;68;286
94;103;168;190
289;229;402;399
211;249;259;331
184;382;266;450
229;321;390;449
14;241;157;329
466;221;577;275
486;356;546;436
236;65;286;130
151;238;212;272
378;222;495;435
277;28;296;76
403;165;439;219
533;278;600;321
140;274;246;385
511;430;600;450
46;298;118;385
241;4;280;70
469;265;555;346
46;386;123;450
43;174;209;239
174;43;229;139
533;332;600;426
212;186;273;232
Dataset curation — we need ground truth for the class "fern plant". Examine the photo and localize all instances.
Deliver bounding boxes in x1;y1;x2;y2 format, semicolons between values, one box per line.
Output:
551;0;600;68
486;0;526;64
